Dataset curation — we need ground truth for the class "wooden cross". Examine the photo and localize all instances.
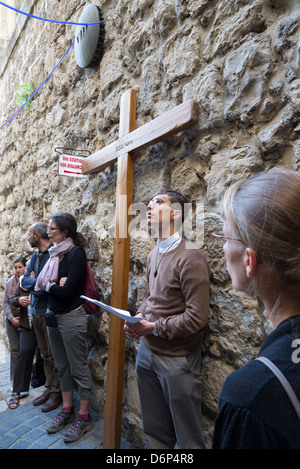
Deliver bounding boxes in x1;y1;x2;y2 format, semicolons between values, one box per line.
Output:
81;89;199;449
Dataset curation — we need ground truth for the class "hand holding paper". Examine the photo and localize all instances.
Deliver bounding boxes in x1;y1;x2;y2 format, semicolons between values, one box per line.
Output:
80;295;143;324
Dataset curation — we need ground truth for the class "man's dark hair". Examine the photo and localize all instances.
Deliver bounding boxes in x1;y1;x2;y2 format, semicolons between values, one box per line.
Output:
154;190;188;223
32;222;49;239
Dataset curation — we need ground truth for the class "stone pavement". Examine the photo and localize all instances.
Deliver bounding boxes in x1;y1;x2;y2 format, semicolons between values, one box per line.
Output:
0;340;134;450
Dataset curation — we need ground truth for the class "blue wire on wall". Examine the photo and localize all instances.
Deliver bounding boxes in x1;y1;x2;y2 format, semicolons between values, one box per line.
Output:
0;1;103;25
0;40;75;130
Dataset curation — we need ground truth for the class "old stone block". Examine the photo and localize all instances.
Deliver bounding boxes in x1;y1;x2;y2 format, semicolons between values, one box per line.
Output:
152;0;177;39
183;63;224;132
223;36;276;125
161;24;202;87
202;0;267;61
205;146;264;204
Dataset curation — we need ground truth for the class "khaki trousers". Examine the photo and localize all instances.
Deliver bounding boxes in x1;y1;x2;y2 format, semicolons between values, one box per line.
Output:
136;340;205;449
32;314;61;393
47;306;93;400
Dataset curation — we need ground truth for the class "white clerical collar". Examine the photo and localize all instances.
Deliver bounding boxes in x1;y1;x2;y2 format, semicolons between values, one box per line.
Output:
157;232;181;253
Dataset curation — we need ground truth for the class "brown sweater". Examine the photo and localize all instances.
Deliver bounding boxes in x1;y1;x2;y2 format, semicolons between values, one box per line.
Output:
139;238;210;356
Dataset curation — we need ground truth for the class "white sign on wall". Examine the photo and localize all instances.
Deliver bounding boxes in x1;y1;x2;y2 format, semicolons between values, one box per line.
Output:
58;154;87;178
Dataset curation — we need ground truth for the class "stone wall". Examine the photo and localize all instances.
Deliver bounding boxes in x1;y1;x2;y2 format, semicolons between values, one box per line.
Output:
0;0;299;448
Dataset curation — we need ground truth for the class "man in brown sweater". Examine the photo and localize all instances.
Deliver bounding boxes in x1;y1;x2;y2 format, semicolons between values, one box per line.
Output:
125;190;210;449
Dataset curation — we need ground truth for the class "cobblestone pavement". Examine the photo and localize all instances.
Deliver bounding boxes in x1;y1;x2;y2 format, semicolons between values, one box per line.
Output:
0;340;134;450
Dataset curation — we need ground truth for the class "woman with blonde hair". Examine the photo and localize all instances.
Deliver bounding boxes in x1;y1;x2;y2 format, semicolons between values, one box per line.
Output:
212;169;300;449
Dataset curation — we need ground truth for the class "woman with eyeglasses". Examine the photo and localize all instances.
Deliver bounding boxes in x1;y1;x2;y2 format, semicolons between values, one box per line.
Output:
34;212;94;443
212;170;300;449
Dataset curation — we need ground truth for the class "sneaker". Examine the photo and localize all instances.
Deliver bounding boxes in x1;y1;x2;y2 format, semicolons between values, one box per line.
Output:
46;408;75;434
63;415;93;443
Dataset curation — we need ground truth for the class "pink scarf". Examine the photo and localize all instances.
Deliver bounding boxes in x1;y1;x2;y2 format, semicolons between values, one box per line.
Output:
35;237;74;292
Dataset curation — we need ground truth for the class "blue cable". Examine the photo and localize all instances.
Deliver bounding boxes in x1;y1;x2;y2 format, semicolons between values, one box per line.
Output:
0;40;75;130
0;1;103;25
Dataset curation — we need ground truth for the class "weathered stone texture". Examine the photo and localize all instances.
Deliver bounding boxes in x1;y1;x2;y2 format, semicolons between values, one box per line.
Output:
0;0;299;448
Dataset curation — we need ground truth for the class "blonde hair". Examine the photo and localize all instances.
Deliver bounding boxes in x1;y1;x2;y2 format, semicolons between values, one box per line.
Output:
222;170;300;285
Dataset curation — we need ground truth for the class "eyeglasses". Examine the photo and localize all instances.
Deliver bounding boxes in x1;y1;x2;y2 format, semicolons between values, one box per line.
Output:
47;226;59;232
212;232;262;264
212;232;243;243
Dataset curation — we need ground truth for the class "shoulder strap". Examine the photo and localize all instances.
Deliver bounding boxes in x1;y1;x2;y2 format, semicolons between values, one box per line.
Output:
59;245;75;263
65;244;79;262
256;356;300;420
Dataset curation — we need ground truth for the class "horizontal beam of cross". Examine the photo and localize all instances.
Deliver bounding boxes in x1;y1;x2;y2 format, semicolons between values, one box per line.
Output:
81;99;199;175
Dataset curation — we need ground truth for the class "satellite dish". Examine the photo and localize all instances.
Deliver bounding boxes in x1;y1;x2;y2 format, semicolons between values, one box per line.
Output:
75;4;105;68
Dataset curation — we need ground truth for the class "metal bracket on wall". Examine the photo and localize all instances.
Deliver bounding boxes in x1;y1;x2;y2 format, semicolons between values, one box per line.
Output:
54;134;91;157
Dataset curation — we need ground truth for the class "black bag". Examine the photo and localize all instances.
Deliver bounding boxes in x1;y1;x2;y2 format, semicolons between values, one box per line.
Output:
45;310;58;328
67;246;101;314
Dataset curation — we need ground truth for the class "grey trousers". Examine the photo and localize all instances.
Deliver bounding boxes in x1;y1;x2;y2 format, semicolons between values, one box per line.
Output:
47;306;93;400
136;340;205;449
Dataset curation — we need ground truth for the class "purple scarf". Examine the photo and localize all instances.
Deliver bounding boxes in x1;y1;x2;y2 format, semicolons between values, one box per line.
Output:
35;237;74;292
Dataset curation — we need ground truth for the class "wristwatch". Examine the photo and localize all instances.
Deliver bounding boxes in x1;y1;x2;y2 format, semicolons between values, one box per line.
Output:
152;322;159;337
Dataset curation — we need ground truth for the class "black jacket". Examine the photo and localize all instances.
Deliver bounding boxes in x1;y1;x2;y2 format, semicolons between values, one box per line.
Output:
213;314;300;449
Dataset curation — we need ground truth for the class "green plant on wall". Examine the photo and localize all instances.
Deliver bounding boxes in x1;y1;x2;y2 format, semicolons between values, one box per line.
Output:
15;81;34;109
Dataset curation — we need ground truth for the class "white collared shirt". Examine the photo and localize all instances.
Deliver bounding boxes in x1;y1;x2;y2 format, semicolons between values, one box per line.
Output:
157;232;181;253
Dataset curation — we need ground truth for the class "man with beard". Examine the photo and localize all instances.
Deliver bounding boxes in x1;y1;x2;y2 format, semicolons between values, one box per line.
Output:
22;222;62;411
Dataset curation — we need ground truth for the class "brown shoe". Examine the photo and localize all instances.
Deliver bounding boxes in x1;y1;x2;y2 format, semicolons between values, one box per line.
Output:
41;393;62;413
33;389;51;407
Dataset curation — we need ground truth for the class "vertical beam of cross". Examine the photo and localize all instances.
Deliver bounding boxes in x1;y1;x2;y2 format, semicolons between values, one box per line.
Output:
103;89;136;449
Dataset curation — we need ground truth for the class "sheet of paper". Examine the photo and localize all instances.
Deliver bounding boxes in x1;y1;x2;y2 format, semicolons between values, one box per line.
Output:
80;295;143;323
